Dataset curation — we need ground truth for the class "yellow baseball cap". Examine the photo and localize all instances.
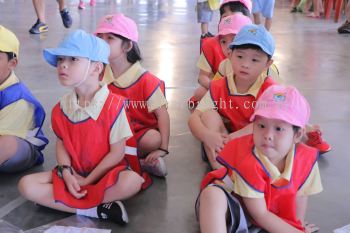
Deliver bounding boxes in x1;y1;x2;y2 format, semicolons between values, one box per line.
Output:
0;25;20;57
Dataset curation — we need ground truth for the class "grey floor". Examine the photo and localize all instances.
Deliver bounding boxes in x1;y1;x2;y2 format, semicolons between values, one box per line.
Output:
0;0;350;232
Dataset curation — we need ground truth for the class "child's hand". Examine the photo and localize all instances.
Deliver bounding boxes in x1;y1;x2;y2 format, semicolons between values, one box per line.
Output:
304;222;319;233
63;172;87;199
73;172;89;187
203;131;228;153
145;150;164;165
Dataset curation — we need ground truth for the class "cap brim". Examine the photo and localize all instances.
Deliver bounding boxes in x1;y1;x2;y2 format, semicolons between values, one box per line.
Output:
93;27;114;36
250;110;304;128
218;29;237;36
43;48;83;67
229;40;272;56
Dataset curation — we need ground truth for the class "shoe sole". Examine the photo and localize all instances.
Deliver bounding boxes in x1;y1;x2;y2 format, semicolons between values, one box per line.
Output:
115;201;129;224
29;27;48;34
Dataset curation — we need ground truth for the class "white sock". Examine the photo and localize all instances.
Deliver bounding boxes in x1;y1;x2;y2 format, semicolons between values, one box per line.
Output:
76;207;98;218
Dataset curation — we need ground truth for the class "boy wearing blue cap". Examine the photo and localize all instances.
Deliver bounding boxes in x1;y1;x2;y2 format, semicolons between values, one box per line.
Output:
189;24;276;170
0;25;48;173
18;30;144;225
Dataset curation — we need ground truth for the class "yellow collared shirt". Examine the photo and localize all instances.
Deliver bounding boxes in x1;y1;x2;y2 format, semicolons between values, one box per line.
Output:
0;72;35;139
103;62;167;112
231;146;323;198
196;52;213;73
196;71;266;113
59;83;132;144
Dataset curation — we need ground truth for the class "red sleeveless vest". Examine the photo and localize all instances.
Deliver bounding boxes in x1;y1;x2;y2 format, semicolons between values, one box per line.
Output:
200;36;226;74
108;71;165;134
203;135;318;231
209;77;275;132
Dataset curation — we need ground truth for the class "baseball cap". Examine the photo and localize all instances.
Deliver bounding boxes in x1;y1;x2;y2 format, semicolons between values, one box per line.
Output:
94;13;138;42
0;25;19;57
250;85;310;128
229;24;275;56
220;0;252;13
43;30;110;67
218;14;252;36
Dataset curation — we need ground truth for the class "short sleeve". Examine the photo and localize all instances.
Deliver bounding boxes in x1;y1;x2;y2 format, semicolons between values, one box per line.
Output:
109;108;133;144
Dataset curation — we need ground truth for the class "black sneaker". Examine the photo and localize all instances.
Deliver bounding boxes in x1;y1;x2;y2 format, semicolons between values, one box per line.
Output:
29;19;48;34
338;21;350;34
290;7;297;13
60;8;73;28
97;201;129;225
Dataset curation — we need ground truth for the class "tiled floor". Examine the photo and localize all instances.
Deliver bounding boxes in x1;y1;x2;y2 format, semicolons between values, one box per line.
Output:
1;0;350;232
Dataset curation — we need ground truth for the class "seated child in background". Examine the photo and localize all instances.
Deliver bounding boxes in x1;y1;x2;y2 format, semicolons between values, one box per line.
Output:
189;24;276;169
191;14;252;105
95;14;170;177
0;25;48;173
198;85;322;233
18;30;144;225
220;0;252;18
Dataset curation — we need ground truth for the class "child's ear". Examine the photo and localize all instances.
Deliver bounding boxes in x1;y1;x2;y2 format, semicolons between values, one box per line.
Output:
265;59;274;69
8;58;18;70
293;127;305;144
92;62;104;75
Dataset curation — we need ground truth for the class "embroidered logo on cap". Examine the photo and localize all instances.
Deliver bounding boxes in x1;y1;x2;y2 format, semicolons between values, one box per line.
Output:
248;29;257;35
104;15;114;24
273;93;286;102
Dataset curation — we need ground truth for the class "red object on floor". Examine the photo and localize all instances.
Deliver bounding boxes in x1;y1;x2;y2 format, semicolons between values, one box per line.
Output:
306;130;332;154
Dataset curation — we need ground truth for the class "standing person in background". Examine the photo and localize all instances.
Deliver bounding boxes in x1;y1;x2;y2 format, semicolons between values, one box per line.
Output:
197;0;220;39
252;0;275;30
29;0;72;34
338;1;350;33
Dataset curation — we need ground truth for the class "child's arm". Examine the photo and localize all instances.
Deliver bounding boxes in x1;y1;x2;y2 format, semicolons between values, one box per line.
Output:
188;109;227;153
198;69;213;89
225;123;253;143
81;139;126;185
56;139;87;199
296;195;320;233
145;105;170;163
243;197;304;233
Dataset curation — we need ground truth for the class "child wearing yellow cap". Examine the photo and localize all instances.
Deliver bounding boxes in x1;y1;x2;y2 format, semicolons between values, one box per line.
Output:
0;25;48;173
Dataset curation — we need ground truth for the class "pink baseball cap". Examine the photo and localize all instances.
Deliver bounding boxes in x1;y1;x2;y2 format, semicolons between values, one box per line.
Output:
220;0;252;13
94;13;138;42
250;85;310;128
218;14;252;36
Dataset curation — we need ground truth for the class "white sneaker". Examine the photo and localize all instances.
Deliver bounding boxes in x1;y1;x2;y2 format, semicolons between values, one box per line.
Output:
140;157;167;177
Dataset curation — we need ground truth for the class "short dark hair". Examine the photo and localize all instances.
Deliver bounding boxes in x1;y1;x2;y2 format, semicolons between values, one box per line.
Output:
113;34;142;64
292;125;301;134
220;2;250;17
0;51;16;61
231;43;272;60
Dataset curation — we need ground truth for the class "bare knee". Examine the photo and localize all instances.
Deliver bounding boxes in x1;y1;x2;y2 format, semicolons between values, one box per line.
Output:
201;110;226;132
18;174;35;199
118;171;143;193
0;135;18;157
138;129;161;154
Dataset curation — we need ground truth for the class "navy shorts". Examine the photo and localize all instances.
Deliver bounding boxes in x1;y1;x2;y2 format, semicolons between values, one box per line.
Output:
0;137;41;173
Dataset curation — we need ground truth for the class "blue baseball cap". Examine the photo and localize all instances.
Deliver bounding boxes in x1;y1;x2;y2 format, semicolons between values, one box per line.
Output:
43;29;110;67
229;24;275;56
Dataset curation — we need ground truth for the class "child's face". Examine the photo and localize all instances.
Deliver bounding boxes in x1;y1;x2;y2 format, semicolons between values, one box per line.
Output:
0;52;16;84
219;34;235;58
230;48;272;85
97;33;127;62
56;56;92;87
253;116;303;165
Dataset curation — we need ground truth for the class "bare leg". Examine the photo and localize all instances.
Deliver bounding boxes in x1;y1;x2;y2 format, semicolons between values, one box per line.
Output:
0;135;20;165
201;110;228;169
199;186;228;233
138;129;161;157
57;0;65;11
265;18;272;31
103;170;143;202
18;171;76;212
253;13;261;25
32;0;46;22
201;22;209;35
194;86;209;102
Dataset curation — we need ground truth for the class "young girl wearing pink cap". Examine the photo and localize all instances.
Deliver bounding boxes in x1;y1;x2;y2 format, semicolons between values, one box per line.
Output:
191;13;252;106
95;14;169;178
197;85;322;233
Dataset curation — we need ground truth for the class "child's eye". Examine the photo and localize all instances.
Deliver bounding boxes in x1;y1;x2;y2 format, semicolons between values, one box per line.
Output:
71;57;78;61
258;123;265;128
252;59;260;62
237;55;243;59
57;57;63;62
276;127;284;132
221;40;226;45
